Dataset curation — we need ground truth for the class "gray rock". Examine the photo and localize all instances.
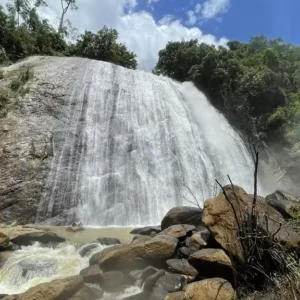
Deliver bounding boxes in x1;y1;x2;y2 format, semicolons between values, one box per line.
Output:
144;270;165;291
79;244;99;257
178;247;198;258
161;207;203;231
166;259;198;276
266;190;300;219
80;265;102;284
130;226;161;235
98;271;125;292
155;274;186;293
140;266;159;282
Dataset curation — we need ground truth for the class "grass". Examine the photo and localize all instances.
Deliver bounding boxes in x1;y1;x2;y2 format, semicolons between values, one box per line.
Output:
0;88;10;118
0;67;34;118
10;68;34;91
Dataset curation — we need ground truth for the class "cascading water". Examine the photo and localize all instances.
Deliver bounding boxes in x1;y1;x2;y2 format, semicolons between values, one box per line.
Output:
36;58;255;226
0;242;141;298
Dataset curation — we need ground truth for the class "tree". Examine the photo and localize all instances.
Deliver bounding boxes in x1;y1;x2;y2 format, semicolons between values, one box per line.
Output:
72;26;137;69
58;0;77;36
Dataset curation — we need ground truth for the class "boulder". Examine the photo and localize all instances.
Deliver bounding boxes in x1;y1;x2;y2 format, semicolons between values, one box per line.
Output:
68;285;104;300
188;249;233;283
266;190;300;219
79;244;99;257
0;231;10;248
89;244;124;266
80;265;102;284
144;270;165;291
0;227;65;246
185;230;210;249
149;274;186;300
98;235;178;271
131;236;152;244
177;247;198;258
165;278;236;300
166;259;198;276
2;275;83;300
155;274;186;293
130;226;161;236
161;207;203;231
98;271;125;292
95;237;120;245
202;185;300;262
158;225;195;239
140;266;160;282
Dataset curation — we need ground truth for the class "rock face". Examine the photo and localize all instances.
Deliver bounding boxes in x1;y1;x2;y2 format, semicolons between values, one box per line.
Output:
266;190;300;219
0;57;71;225
165;278;236;300
186;230;210;249
161;207;203;231
0;231;10;248
202;185;300;262
166;259;198;276
0;226;65;246
188;249;233;283
130;226;161;236
2;275;83;300
98;235;178;270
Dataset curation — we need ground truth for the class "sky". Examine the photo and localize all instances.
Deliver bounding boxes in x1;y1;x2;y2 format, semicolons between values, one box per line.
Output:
1;0;300;71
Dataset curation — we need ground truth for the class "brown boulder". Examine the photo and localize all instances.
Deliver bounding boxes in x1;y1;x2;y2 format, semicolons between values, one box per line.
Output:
165;278;236;300
188;249;233;283
98;271;125;291
98;235;178;270
161;207;203;231
3;276;83;300
68;285;104;300
202;185;300;262
158;225;195;239
0;231;10;248
0;227;65;246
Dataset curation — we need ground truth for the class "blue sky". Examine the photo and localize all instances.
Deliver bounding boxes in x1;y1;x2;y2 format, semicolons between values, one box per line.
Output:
139;0;300;45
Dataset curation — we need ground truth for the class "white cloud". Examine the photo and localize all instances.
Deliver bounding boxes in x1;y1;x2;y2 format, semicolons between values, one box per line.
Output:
201;0;230;19
195;3;202;14
148;0;160;4
0;0;229;71
186;10;197;25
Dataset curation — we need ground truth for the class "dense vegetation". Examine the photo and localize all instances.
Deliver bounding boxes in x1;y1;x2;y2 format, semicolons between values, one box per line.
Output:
0;1;137;69
154;37;300;146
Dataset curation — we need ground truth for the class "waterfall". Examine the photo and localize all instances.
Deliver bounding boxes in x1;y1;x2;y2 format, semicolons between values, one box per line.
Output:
36;59;255;226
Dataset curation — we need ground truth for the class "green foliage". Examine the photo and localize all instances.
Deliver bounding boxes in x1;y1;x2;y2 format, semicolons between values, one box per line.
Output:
71;26;137;69
154;35;300;142
0;4;137;70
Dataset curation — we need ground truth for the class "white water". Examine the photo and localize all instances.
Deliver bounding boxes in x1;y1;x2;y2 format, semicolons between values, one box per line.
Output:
0;242;141;298
36;59;255;226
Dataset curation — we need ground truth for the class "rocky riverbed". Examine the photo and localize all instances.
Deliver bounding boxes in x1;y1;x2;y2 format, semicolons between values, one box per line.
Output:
0;186;299;300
